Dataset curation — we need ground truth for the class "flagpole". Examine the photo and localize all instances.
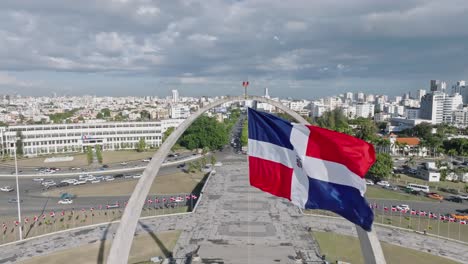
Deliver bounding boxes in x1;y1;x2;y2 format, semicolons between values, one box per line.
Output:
14;149;23;241
356;225;386;264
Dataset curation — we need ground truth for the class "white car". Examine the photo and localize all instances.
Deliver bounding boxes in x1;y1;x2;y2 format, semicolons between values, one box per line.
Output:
62;179;78;184
73;180;87;186
124;175;133;179
32;178;44;182
132;174;142;179
42;180;56;186
58;199;73;204
120;162;128;166
91;179;101;184
376;181;390;187
214;162;223;167
365;179;374;185
396;204;410;211
458;194;468;200
0;186;14;192
104;176;115;182
84;176;96;182
142;159;151;162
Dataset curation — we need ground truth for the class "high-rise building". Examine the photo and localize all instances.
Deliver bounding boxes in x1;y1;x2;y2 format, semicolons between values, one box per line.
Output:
430;80;447;92
452;81;468;104
264;88;270;98
356;92;364;102
420;92;463;124
346;92;353;101
171;89;179;103
355;103;374;118
416;89;426;101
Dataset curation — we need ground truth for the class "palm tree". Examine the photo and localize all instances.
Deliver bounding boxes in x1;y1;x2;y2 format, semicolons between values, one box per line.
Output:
405;156;416;168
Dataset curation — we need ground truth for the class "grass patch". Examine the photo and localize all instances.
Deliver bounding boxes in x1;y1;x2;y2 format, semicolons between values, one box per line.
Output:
18;230;181;264
43;171;204;197
366;186;434;202
0;154;88;168
313;231;460;264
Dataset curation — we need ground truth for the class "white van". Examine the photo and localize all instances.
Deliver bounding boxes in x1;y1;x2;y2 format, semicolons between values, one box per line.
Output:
406;183;430;193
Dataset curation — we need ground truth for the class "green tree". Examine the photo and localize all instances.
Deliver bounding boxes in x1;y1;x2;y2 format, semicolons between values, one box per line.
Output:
210;155;217;165
240;120;248;146
101;108;111;118
316;108;349;133
137;138;146;152
140;110;151;120
95;145;103;164
352;118;377;142
404;156;415;167
464;184;468;193
179;116;228;151
368;153;393;181
96;112;104;119
86;147;93;165
163;127;175;142
15;131;23;156
201;156;207;167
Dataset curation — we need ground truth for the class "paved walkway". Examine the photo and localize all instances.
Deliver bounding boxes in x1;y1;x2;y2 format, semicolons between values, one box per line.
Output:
172;154;322;263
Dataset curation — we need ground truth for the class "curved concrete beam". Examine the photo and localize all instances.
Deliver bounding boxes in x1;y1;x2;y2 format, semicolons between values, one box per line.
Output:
107;96;308;263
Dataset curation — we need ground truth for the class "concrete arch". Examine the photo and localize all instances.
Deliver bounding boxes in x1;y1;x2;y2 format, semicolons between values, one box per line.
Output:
107;96;309;263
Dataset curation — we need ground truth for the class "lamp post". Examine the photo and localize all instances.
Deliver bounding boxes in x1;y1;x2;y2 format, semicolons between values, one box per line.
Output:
14;149;23;240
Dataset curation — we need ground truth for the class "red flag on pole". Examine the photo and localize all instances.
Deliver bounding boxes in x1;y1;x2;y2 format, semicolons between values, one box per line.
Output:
50;211;55;218
34;215;38;222
24;217;29;224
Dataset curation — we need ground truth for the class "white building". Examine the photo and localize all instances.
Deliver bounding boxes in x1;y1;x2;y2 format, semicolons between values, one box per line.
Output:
416;89;426;101
171;90;179;103
405;108;420;120
355;103;374;118
420;92;463;124
0;120;184;157
170;104;190;119
416;168;441;182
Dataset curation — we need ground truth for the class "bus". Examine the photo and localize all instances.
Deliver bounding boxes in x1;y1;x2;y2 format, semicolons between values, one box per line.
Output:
406;183;430;193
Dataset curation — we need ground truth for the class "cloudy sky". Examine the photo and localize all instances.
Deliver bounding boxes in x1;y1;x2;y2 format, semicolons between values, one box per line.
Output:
0;0;467;99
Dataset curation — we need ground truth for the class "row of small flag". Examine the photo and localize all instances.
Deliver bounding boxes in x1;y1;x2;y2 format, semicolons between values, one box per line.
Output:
144;194;198;204
2;194;199;230
370;204;467;224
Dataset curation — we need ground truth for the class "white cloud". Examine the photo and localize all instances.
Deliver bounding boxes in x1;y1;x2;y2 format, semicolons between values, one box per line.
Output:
0;72;35;87
136;6;160;16
284;21;307;32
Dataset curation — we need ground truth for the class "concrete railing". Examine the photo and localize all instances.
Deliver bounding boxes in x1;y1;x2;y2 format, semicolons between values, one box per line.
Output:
107;95;308;264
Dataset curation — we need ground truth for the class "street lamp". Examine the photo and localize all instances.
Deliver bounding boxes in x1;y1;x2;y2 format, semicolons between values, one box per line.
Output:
14;149;23;240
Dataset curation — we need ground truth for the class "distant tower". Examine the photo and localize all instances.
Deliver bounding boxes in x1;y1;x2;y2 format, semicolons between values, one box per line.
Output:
264;88;270;99
171;89;179;103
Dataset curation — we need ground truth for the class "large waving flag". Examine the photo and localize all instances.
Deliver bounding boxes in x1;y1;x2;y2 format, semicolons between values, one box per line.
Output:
248;108;375;231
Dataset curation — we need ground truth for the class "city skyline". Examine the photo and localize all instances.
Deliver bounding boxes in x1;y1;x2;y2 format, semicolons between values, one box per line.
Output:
1;0;468;98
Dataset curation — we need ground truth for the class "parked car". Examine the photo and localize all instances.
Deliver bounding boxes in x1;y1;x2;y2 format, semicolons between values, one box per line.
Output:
73;180;87;186
376;181;390;187
427;192;444;200
104;176;115;182
114;174;124;178
56;182;70;188
58;199;73;204
120;162;128;166
214;162;223;167
177;163;186;168
91;179;101;184
458;194;468;200
132;174;142;179
365;179;374;185
7;198;23;203
61;179;77;184
396;204;410;211
446;196;463;203
32;178;44;182
142;159;151;162
102;164;109;169
124;175;133;179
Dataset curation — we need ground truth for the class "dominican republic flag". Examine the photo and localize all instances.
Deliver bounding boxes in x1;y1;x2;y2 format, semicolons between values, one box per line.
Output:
248;108;375;231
